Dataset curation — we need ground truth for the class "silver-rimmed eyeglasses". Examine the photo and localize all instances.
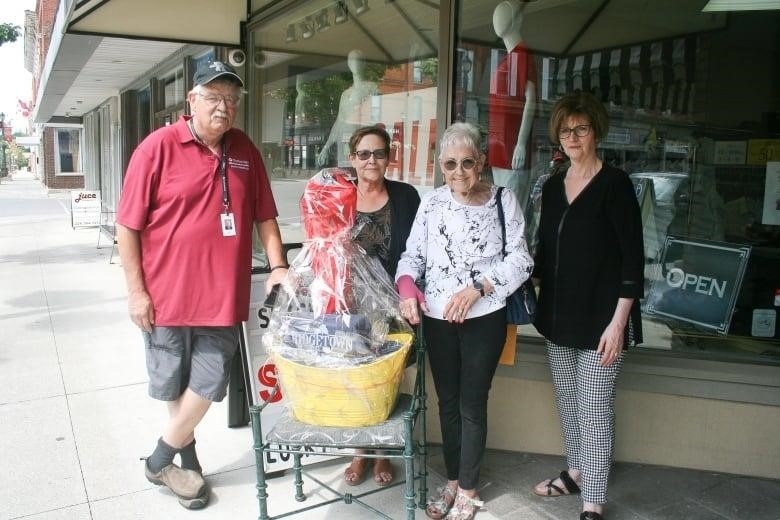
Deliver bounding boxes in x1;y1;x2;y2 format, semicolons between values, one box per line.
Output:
198;92;241;108
558;124;591;140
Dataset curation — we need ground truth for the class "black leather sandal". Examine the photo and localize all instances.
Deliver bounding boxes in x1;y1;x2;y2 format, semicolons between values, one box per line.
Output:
580;512;604;520
533;470;582;497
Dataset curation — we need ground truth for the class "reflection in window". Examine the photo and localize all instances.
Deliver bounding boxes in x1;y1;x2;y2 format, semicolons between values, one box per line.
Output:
138;87;151;140
248;0;440;263
191;51;215;77
161;68;184;109
55;128;82;174
250;0;440;190
453;0;778;364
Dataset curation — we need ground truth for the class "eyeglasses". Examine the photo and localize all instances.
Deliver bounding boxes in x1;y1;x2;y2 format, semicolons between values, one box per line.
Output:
353;149;388;160
198;92;241;108
558;124;591;139
441;157;477;172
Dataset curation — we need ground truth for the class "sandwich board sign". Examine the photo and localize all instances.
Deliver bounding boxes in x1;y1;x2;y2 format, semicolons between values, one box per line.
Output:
243;272;330;473
70;190;101;228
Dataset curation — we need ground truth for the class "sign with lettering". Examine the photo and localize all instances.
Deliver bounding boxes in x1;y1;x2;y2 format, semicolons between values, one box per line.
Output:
713;141;746;165
645;237;751;333
70;190;101;228
242;272;331;472
746;139;780;165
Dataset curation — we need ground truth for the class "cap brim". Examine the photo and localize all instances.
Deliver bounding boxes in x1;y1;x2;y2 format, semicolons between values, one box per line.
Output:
200;72;244;88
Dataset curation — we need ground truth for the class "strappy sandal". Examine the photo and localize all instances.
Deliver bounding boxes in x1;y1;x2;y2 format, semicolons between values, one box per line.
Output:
580;512;604;520
533;470;581;497
445;491;484;520
344;457;373;486
425;484;457;519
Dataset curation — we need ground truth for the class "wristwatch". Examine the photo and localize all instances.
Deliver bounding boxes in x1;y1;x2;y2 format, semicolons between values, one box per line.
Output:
472;280;485;297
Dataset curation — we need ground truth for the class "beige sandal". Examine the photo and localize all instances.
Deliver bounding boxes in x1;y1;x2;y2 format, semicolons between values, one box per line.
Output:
425;484;457;519
445;491;484;520
344;457;373;486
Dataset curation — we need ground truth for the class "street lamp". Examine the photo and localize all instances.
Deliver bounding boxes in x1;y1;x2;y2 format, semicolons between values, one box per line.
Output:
0;112;7;177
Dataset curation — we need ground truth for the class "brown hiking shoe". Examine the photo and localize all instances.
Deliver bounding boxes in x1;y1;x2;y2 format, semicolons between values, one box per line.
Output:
145;461;207;500
178;484;210;510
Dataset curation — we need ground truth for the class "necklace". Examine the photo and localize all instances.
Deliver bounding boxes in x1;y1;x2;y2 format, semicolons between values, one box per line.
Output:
356;181;387;212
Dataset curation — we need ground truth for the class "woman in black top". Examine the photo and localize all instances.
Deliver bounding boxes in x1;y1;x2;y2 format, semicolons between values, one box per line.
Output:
343;125;420;487
531;91;644;520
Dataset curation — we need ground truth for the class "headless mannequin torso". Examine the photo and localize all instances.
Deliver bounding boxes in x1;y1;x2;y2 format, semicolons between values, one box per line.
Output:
490;0;537;207
316;50;379;168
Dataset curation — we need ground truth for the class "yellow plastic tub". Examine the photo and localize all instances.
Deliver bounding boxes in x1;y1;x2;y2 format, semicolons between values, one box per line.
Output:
272;332;413;427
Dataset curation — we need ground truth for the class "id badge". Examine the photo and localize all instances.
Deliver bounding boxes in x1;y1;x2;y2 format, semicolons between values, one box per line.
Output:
221;213;237;237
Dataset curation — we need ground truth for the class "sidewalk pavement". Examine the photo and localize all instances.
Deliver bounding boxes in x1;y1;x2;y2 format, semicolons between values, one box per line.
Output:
1;172;779;520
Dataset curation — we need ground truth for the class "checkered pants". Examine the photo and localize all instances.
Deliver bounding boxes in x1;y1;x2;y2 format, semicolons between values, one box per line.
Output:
546;341;625;504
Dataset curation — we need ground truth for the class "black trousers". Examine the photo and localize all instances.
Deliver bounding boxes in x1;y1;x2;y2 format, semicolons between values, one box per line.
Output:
423;309;507;490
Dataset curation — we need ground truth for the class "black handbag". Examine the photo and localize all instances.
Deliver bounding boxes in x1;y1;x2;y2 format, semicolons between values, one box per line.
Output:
496;187;537;325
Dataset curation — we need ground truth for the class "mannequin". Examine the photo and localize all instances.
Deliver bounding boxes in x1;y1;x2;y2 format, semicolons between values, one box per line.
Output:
316;50;380;167
294;75;307;124
490;0;537;207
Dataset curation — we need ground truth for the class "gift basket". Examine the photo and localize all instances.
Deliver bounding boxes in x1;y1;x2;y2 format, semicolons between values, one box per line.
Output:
263;168;413;427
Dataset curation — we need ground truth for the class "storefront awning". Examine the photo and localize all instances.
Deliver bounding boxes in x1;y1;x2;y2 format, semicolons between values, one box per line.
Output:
67;0;248;46
33;0;250;124
462;0;726;56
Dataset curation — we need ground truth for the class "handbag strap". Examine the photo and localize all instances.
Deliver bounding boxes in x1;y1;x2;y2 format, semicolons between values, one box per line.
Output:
496;187;507;258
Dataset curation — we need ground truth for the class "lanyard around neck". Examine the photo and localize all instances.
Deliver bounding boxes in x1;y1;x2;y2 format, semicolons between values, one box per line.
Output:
219;141;230;214
189;119;230;214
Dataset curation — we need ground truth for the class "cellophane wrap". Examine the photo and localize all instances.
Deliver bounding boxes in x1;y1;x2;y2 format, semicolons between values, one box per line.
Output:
263;168;412;367
263;169;413;426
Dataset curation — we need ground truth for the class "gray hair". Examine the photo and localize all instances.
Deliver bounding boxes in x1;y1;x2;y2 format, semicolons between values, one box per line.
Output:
438;122;482;159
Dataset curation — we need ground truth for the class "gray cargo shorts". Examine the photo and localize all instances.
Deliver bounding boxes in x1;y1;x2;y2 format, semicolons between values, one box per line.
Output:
143;325;240;402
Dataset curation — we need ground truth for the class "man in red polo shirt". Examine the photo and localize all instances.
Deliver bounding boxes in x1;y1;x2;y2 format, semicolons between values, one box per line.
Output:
116;60;288;509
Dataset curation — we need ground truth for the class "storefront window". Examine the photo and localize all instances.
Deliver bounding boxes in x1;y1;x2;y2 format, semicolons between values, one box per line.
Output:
247;0;440;193
137;87;151;140
454;1;779;365
155;67;185;129
55;128;82;174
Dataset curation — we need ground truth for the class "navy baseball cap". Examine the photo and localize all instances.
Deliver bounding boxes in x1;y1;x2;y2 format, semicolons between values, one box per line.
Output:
193;60;244;87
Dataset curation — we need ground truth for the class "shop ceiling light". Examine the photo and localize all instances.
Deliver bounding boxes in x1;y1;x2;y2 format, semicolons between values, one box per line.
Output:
300;18;315;39
334;1;349;24
702;0;780;10
285;23;296;43
352;0;369;16
316;9;331;31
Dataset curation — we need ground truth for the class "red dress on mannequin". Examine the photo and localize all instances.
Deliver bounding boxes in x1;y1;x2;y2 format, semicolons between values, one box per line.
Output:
488;43;537;170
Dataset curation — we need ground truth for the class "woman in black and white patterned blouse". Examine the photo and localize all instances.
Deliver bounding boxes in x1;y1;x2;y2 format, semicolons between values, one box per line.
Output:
396;122;533;520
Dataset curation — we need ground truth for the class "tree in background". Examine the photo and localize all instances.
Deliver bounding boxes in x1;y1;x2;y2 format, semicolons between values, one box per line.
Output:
0;23;22;46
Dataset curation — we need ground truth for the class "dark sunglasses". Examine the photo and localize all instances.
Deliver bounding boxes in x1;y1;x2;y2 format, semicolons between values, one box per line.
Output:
353;149;389;160
442;157;477;172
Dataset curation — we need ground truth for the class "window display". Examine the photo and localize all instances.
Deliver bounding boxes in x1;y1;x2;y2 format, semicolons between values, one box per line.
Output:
452;0;779;365
247;0;440;190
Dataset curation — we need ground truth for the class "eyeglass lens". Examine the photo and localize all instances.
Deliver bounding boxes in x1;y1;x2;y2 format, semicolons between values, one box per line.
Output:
354;149;388;160
199;92;240;107
442;158;477;172
559;124;591;139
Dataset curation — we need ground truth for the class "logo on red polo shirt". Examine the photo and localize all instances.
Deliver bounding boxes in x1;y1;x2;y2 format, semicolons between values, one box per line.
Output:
228;157;250;171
